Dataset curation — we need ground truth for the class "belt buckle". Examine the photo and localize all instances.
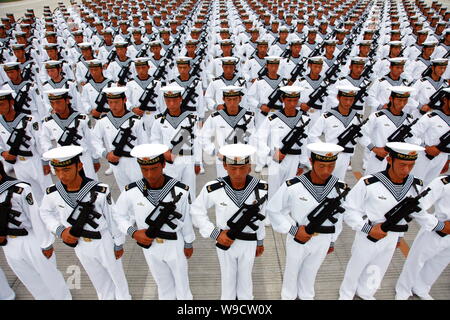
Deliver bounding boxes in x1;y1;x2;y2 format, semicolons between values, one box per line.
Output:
83;237;92;242
145;111;151;115
19;156;26;161
156;238;164;243
312;233;319;237
309;109;315;113
9;235;17;238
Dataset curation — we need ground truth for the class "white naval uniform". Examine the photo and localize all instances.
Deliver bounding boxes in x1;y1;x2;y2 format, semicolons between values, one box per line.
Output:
168;76;206;120
367;75;410;113
200;107;256;177
204;74;248;111
326;75;369;114
191;176;267;300
293;75;326;124
0;179;71;300
266;174;347;300
105;56;136;84
256;110;310;198
359;109;416;175
309;109;364;181
410;110;450;185
242;55;267;83
114;177;195;300
0;114;52;203
92;112;148;191
339;173;439;300
0;267;14;300
395;175;450;299
39;180;131;300
81;78;115;114
41;78;82;112
75;57;93;85
40;112;99;180
150;111;202;198
411;76;448;118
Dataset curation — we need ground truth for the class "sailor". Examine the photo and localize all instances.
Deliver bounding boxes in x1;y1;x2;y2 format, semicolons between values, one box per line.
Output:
339;142;443;300
266;142;348;300
0;160;71;300
40;145;131;300
105;40;135;85
114;143;195;300
191;143;267;300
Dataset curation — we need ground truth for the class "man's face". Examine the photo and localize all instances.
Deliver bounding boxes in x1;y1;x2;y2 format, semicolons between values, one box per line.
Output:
267;63;279;74
387;158;416;180
54;163;82;185
140;162;165;184
88;66;103;78
116;46;127;57
49;97;69;114
223;95;241;109
150;46;161;55
13;49;25;60
325;45;336;56
0;99;13;115
282;96;299;109
257;44;268;55
390;65;404;77
390;96;409;110
432;65;446;78
5;69;20;82
423;46;435;57
107;97;126;114
46;67;61;79
350;63;364;77
164;96;182;111
309;63;323;75
133;33;142;42
338;95;355;109
311;160;336;181
177;64;190;75
136;64;150;78
359;45;370;56
222;64;235;77
223;163;251;180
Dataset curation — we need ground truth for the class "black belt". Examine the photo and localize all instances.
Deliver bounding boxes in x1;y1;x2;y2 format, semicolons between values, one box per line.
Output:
343;146;354;153
297;222;335;234
233;232;257;241
436;231;448;237
154;230;177;240
7;228;28;236
178;149;193;156
352;104;363;111
79;230;102;239
286;149;302;155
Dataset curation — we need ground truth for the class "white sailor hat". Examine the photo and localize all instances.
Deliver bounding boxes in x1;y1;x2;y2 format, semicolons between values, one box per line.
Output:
103;27;114;35
78;42;93;49
257;39;269;45
43;43;58;50
307;142;344;162
219;57;239;65
417;29;430;35
431;58;448;66
221;86;243;97
323;40;337;46
265;56;282;64
358;40;372;46
0;89;14;101
133;57;150;66
388;57;407;65
130;27;142;34
385;142;424;160
219;39;234;46
113;40;129;48
350;56;367;65
87;59;103;68
422;40;438;47
159;28;170;34
161;85;184;98
289;38;303;45
143;20;153;25
102;86;127;99
44;88;70;100
307;28;318;33
175;56;192;65
389;86;415;98
43;146;84;167
336;85;360;97
280;86;302;98
308;56;324;64
2;62;20;71
131;143;169;165
219;143;255;165
148;40;162;47
44;60;64;70
388;40;403;47
11;44;25;50
279;26;290;33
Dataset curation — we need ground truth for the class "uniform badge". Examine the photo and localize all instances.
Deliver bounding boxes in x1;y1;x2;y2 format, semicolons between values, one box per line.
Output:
106;193;112;205
137;202;145;206
299;196;308;201
378;195;387;200
32;122;39;130
26;193;34;205
219;202;228;206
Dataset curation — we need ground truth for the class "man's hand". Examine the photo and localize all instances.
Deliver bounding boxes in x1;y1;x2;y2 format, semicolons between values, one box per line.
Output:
163;150;175;163
260;104;270;114
441;160;449;174
256;245;264;257
114;248;124;260
132;107;145;116
184;248;193;259
94;162;101;172
442;221;450;235
132;229;153;246
2;151;16;162
420;104;431;113
194;165;201;175
43;164;51;175
296;167;304;176
425;146;441;157
61;227;78;244
327;246;334;255
42;247;54;259
217;230;234;247
216;104;225;110
372;147;389;159
107;151;120;163
300;103;310;112
274;149;286;162
295;225;312;243
91;109;102;118
0;236;5;244
368;224;387;240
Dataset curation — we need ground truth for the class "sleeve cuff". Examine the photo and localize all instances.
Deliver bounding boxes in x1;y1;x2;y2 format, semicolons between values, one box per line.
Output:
210;227;221;240
42;245;53;251
433;221;445;232
367;143;375;151
184;242;193;249
42;160;49;165
127;226;138;238
114;244;123;251
257;240;264;246
289;225;299;237
330;242;335;248
102;150;108;158
92;158;100;163
361;223;373;234
55;225;66;238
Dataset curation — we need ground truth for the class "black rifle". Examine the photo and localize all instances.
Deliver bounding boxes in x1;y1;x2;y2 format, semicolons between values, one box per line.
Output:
425;130;450;160
224;114;252;144
278;118;311;161
387;118;418;143
109;119;137;165
288;57;308;83
350;80;371;111
421;64;432;77
179;79;199;112
295;186;350;244
216;195;267;251
428;87;449;110
360;58;376;79
6;118;32;164
64;190;101;247
105;49;117;65
307;81;329;110
57;117;82;146
117;60;132;86
170;116;196;156
13;82;33;114
138;80;159;111
21;62;35;81
0;187;27;246
263;82;287;114
137;191;183;249
337;118;369;153
136;43;149;58
367;187;431;242
93;90;110;115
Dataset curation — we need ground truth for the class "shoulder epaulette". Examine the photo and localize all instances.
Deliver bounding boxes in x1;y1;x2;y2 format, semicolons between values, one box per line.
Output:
379;78;385;82
211;111;219;117
124;182;137;191
213;77;220;81
206;180;225;193
13;185;24;194
94;184;108;193
337;181;349;190
257;182;268;190
77;114;87;120
268;113;278;121
46;185;57;194
245;110;254;116
154;113;164;119
375;111;383;117
413;178;423;187
99;113;107;119
420;78;426;82
286;177;300;187
44;116;52;122
407;113;413;119
364;176;379;185
175;181;189;191
43;80;49;85
323;112;332;118
441;176;449;185
131;114;141;120
427;112;437;118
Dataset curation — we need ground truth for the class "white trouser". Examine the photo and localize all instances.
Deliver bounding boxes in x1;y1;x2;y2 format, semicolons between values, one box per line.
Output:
395;228;450;299
216;239;257;300
0;267;15;300
339;231;398;300
364;152;388;176
268;155;300;199
74;231;131;300
12;156;52;205
282;233;331;300
111;156;142;191
2;232;71;300
80;152;98;180
164;155;196;198
141;235;192;300
411;152;448;186
332;152;352;181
